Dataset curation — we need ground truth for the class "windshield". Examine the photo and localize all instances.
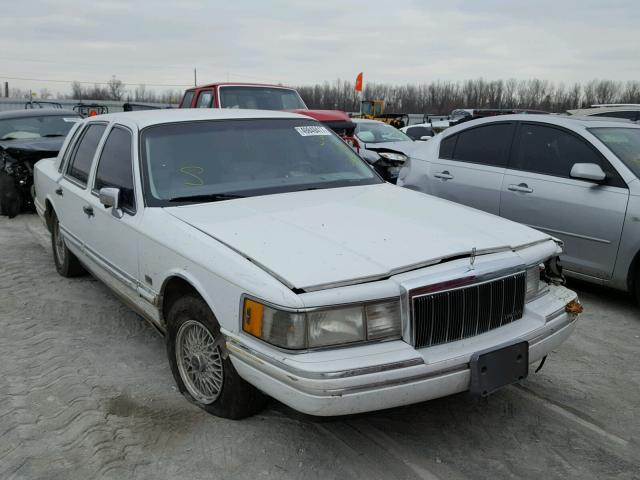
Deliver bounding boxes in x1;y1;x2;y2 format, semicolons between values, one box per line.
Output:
140;119;381;206
218;86;307;110
0;115;79;141
355;122;411;144
589;127;640;178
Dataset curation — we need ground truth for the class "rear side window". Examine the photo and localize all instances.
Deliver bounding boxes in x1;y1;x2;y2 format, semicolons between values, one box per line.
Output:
94;127;135;212
512;123;625;187
450;123;514;167
406;126;433;140
439;135;456;159
196;90;214;108
180;91;195;108
66;124;106;185
592;111;637;121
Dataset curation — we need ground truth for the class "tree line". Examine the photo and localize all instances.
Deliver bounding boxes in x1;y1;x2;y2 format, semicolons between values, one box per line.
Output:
295;79;640;114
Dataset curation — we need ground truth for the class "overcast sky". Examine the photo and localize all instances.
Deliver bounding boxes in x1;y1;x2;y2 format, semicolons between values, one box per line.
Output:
1;0;638;95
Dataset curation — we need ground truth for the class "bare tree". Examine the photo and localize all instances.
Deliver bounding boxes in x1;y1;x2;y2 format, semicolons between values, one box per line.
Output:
107;75;125;100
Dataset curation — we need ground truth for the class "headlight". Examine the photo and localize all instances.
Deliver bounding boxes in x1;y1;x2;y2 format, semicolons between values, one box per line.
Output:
242;297;401;349
378;152;408;162
525;264;546;302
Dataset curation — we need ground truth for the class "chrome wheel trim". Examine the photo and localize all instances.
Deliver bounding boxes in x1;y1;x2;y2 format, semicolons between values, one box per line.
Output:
175;319;223;404
53;221;66;265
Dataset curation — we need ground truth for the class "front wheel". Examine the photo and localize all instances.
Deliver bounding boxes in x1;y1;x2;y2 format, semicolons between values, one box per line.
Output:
166;294;267;419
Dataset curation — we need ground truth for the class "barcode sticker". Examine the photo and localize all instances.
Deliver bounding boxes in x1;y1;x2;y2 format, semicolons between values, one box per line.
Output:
295;126;331;136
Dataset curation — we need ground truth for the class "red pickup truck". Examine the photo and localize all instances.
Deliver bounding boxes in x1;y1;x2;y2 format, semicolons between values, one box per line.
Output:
179;83;356;143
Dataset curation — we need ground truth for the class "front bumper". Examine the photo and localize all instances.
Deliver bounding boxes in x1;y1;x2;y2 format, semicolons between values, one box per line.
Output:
226;285;579;416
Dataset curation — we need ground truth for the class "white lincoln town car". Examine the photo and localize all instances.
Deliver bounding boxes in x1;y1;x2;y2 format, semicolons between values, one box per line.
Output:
34;109;581;418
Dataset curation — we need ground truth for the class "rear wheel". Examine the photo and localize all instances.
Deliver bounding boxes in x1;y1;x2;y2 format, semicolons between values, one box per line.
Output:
635;269;640;305
51;212;85;277
166;294;267;419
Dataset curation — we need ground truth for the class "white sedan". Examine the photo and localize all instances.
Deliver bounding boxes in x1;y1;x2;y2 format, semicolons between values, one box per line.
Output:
34;108;580;418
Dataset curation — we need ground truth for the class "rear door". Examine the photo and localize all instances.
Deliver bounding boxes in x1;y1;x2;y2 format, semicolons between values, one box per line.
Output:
428;122;515;214
500;122;629;280
57;122;107;255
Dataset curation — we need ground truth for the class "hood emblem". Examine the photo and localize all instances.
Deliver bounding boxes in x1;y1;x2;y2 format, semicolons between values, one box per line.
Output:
469;247;477;271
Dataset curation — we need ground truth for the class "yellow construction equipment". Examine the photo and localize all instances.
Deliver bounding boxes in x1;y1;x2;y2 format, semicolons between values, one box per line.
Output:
356;100;408;128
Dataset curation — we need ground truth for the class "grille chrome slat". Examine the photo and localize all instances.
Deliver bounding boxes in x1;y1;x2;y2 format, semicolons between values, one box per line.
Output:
412;272;526;349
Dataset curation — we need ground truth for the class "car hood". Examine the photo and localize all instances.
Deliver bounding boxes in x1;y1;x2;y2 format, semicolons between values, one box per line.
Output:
164;184;551;291
363;140;420;156
0;137;64;161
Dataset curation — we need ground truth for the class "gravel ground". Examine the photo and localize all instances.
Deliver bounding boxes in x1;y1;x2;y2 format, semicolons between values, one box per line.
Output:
1;214;639;480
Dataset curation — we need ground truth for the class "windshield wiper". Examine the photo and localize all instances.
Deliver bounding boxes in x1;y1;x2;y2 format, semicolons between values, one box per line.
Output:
168;193;246;203
42;134;65;138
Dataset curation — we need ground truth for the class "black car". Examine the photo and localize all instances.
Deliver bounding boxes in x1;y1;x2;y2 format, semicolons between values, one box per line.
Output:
0;109;81;217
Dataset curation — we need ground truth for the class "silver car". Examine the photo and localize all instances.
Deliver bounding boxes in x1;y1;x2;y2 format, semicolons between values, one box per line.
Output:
399;114;640;302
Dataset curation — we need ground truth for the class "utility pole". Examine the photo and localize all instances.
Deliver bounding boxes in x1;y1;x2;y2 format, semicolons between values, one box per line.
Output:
4;81;8;98
194;68;197;86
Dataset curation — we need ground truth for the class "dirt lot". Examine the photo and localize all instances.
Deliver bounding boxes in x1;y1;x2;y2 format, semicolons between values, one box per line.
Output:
1;214;639;480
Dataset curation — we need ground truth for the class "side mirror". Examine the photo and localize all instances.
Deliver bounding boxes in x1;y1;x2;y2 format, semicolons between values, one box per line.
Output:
419;135;433;141
99;187;124;218
570;163;606;182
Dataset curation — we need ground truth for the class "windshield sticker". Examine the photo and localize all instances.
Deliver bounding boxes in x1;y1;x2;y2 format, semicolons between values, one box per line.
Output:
295;126;331;136
63;118;80;123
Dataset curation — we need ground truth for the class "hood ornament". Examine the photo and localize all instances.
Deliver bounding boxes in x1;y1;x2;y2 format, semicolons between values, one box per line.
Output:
469;247;477;271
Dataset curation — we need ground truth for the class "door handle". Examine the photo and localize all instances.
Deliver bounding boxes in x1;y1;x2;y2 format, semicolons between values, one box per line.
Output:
55;187;63;196
82;205;94;217
508;183;534;193
434;170;454;180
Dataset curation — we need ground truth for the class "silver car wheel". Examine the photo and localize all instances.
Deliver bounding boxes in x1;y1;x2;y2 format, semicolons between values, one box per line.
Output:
175;319;223;404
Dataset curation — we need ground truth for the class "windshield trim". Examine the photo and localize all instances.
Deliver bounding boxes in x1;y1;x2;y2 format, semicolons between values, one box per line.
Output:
217;85;308;110
138;118;382;208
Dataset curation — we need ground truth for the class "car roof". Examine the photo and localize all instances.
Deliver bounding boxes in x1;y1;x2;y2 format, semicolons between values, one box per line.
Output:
442;113;640;136
351;118;387;125
82;108;313;129
0;109;80;120
567;106;640;115
185;82;296;91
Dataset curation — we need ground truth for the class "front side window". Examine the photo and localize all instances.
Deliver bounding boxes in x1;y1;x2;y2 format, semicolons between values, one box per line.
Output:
94;126;135;212
196;91;214;108
589;127;640;179
218;86;306;110
355;122;411;143
66;123;106;185
513;123;624;186
140;119;381;206
451;123;514;167
0;114;80;141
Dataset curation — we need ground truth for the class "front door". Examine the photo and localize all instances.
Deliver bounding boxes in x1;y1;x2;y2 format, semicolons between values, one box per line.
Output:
500;122;629;280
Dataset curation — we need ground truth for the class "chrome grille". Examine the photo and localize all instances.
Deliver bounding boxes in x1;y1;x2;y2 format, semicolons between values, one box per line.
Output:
412;272;526;348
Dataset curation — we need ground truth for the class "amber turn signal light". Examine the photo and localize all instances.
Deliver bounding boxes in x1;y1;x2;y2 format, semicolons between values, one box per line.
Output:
565;300;583;315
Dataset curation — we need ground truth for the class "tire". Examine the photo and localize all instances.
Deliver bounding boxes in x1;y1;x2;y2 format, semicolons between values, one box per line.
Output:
50;211;85;277
635;269;640;306
166;294;267;419
0;171;21;218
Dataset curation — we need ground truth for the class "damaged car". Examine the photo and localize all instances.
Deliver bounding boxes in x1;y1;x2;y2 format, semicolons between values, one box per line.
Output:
35;109;581;419
352;118;421;183
0;109;80;217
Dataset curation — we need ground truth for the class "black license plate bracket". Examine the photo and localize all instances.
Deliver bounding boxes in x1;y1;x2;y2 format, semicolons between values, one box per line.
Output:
470;340;529;397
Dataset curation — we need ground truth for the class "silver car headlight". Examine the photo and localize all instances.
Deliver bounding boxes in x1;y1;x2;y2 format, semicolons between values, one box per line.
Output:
378;152;408;162
525;264;546;302
242;297;401;349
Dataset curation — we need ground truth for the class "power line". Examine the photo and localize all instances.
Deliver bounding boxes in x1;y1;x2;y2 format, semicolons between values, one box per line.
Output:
0;75;191;87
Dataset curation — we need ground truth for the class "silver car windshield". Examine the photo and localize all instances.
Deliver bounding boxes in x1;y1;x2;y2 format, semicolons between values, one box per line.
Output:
355;122;411;143
140;118;381;206
0;115;79;141
589;127;640;178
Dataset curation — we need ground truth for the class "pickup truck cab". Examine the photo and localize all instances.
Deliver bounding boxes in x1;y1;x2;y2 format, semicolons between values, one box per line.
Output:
180;82;356;142
35;109;580;419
